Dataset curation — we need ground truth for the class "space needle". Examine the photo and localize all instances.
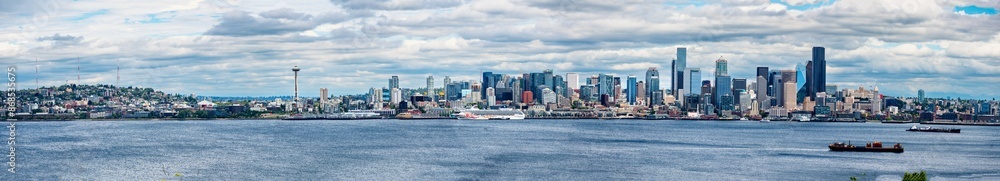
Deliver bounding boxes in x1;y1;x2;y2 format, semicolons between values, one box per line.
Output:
293;66;300;103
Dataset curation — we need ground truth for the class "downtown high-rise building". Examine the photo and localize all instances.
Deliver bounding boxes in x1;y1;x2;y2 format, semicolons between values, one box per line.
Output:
320;88;328;103
486;87;496;106
554;75;567;98
627;75;637;104
673;47;687;98
389;76;399;90
715;75;732;110
482;72;493;100
714;57;729;107
443;76;451;101
756;75;768;108
732;78;746;108
566;73;579;90
645;67;659;103
543;69;555;90
756;67;769;108
636;81;646;105
917;89;925;103
686;68;701;96
598;74;614;100
715;56;728;77
795;62;808;103
426;76;434;101
811;47;826;100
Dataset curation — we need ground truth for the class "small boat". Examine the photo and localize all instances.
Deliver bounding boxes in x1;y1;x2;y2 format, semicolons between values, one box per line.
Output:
759;119;770;122
829;141;903;153
907;125;960;133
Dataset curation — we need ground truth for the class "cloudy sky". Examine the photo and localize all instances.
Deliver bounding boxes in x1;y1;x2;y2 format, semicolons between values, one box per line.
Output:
2;0;999;99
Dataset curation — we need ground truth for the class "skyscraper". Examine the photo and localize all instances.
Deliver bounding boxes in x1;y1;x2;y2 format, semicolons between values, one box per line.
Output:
598;74;613;100
566;73;579;90
670;59;675;96
715;56;727;77
554;75;566;98
636;81;646;105
486;87;496;106
443;76;451;101
390;88;402;105
389;76;399;90
627;75;637;104
686;68;701;96
811;47;826;100
795;63;808;103
917;89;925;104
756;76;768;108
544;69;555;89
780;70;796;106
756;67;770;108
426;76;434;101
715;75;732;110
645;67;659;101
320;88;328;103
783;82;795;110
512;78;522;104
732;78;746;107
756;67;769;79
674;47;687;97
470;82;482;103
580;85;595;102
482;72;493;99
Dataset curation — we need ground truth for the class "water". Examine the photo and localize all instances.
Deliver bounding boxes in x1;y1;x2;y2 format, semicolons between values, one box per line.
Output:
2;119;999;180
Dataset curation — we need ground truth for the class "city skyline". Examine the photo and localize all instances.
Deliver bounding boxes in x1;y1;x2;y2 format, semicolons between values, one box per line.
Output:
2;0;999;99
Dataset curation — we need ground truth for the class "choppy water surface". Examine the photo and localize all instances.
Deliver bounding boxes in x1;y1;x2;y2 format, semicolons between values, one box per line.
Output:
2;119;999;180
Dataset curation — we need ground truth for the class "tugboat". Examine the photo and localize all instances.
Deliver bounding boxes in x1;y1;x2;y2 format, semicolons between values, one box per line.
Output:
829;141;903;153
907;125;960;133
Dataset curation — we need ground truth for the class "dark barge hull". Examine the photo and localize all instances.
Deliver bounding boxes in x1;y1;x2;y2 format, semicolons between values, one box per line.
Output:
907;129;960;133
829;146;904;153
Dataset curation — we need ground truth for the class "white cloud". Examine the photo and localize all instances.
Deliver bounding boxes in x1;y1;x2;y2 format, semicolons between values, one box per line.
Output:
0;0;997;98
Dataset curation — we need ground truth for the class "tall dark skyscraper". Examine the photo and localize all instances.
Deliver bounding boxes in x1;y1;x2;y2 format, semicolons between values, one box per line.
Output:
811;47;826;100
732;78;747;107
673;47;686;97
482;72;493;99
670;59;675;94
756;67;769;79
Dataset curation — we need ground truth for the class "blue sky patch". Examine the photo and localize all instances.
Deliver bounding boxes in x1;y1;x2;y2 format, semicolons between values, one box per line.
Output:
769;0;836;11
954;5;997;15
69;9;108;21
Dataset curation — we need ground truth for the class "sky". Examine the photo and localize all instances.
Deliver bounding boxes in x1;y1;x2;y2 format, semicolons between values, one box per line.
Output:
1;0;999;99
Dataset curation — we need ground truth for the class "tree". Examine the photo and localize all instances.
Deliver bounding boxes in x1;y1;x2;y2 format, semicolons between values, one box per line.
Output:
903;171;927;181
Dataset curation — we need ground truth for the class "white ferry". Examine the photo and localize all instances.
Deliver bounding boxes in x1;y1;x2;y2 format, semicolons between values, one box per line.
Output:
455;109;526;120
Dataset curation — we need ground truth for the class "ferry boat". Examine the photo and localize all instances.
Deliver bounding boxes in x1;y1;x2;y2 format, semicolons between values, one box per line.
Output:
283;114;325;120
456;109;526;120
829;141;903;153
907;125;960;133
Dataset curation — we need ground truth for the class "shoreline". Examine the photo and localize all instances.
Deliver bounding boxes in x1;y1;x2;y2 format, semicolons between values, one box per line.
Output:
0;118;943;123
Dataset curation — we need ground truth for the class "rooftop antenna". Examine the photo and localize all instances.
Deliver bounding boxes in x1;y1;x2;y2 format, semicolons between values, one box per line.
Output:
35;58;39;90
77;57;81;84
